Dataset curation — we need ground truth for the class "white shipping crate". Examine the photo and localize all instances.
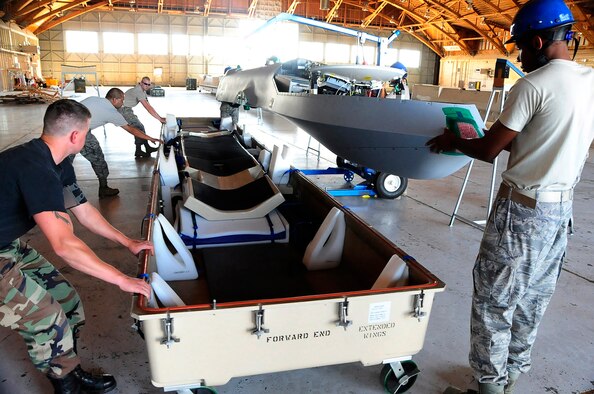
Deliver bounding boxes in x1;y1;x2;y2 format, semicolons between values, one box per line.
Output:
132;140;445;392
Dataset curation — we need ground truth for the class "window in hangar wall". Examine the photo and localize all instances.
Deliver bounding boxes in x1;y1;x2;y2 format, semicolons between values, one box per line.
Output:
237;22;299;67
63;24;418;70
298;42;324;63
326;43;351;64
65;31;98;53
350;45;378;65
103;32;134;54
381;48;399;67
204;36;226;64
138;33;168;55
189;36;203;56
172;34;189;56
398;49;421;68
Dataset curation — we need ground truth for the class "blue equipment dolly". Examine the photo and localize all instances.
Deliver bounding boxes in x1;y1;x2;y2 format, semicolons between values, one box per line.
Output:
300;168;377;198
300;157;408;199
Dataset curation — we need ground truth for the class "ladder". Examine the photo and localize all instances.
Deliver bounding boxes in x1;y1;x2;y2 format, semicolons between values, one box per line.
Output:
449;59;524;229
306;135;321;161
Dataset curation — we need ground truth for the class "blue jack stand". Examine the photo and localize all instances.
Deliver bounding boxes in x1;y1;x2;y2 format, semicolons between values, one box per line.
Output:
300;167;378;197
300;157;408;200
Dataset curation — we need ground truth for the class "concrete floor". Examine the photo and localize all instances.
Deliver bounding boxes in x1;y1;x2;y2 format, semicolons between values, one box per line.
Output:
0;87;592;394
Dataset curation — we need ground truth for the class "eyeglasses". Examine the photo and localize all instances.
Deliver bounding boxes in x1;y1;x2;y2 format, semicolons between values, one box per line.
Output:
142;82;151;86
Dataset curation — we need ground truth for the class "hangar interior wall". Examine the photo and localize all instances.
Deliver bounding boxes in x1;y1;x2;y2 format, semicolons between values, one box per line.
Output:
0;21;41;92
37;10;437;87
439;48;594;91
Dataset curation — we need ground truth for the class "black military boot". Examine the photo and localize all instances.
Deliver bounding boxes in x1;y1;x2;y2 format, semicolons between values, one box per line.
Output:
135;144;150;158
98;178;119;199
143;141;159;155
48;372;81;394
72;365;117;393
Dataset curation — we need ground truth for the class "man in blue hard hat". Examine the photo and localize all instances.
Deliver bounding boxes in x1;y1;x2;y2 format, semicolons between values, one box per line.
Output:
427;1;594;393
390;61;408;79
390;61;409;97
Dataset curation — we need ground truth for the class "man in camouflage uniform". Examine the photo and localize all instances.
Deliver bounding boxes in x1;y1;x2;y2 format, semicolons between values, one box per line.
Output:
77;88;162;198
0;99;152;393
218;66;242;131
121;76;166;158
219;101;240;131
0;241;83;376
428;1;594;393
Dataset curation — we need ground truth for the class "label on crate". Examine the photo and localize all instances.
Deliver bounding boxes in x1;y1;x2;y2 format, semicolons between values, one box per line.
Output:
368;301;391;324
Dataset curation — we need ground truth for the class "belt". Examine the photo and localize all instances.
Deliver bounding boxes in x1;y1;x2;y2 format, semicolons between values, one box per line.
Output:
498;183;573;209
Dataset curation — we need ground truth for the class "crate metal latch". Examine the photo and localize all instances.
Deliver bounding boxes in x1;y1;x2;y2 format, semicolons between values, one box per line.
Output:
412;291;427;321
251;305;269;339
160;312;180;348
335;297;352;330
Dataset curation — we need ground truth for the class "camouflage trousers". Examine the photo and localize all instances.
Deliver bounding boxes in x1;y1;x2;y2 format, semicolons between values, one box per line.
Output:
71;131;109;181
119;106;147;146
219;102;239;128
0;240;84;378
470;193;572;384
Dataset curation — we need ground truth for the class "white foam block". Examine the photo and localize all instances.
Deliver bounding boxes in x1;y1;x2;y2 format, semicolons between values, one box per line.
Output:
371;254;409;289
303;207;345;271
159;146;179;188
153;214;198;281
150;272;186;307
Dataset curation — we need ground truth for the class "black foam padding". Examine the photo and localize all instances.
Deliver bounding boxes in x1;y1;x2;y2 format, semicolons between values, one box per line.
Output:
190;177;276;211
183;135;255;176
202;244;308;302
186;155;255;177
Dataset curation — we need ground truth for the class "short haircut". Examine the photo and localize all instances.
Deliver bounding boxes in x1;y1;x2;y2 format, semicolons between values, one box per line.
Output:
141;76;151;82
105;87;124;100
43;99;91;136
521;24;573;45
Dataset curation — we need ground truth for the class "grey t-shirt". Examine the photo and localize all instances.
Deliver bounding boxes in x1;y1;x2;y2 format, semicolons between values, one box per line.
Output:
123;84;147;108
80;96;127;131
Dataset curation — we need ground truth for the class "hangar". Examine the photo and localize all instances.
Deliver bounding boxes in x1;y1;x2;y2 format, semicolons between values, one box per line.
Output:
0;1;593;393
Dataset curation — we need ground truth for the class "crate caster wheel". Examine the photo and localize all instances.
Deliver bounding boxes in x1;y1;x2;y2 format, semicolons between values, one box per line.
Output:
380;360;419;393
190;388;218;394
343;171;355;182
374;173;408;199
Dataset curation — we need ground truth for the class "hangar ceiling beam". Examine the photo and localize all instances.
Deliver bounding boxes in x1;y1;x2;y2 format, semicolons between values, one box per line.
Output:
326;0;344;23
14;0;55;21
14;0;35;12
570;2;594;45
287;0;300;14
382;1;470;56
361;1;388;28
249;13;400;65
418;0;508;55
34;1;122;34
23;0;92;28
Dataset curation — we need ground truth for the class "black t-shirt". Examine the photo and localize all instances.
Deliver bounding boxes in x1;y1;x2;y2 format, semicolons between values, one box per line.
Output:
0;138;87;246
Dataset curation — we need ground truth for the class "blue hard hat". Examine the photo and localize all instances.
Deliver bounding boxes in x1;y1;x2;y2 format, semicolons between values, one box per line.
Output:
224;66;232;74
391;61;407;72
506;0;574;43
390;62;408;78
